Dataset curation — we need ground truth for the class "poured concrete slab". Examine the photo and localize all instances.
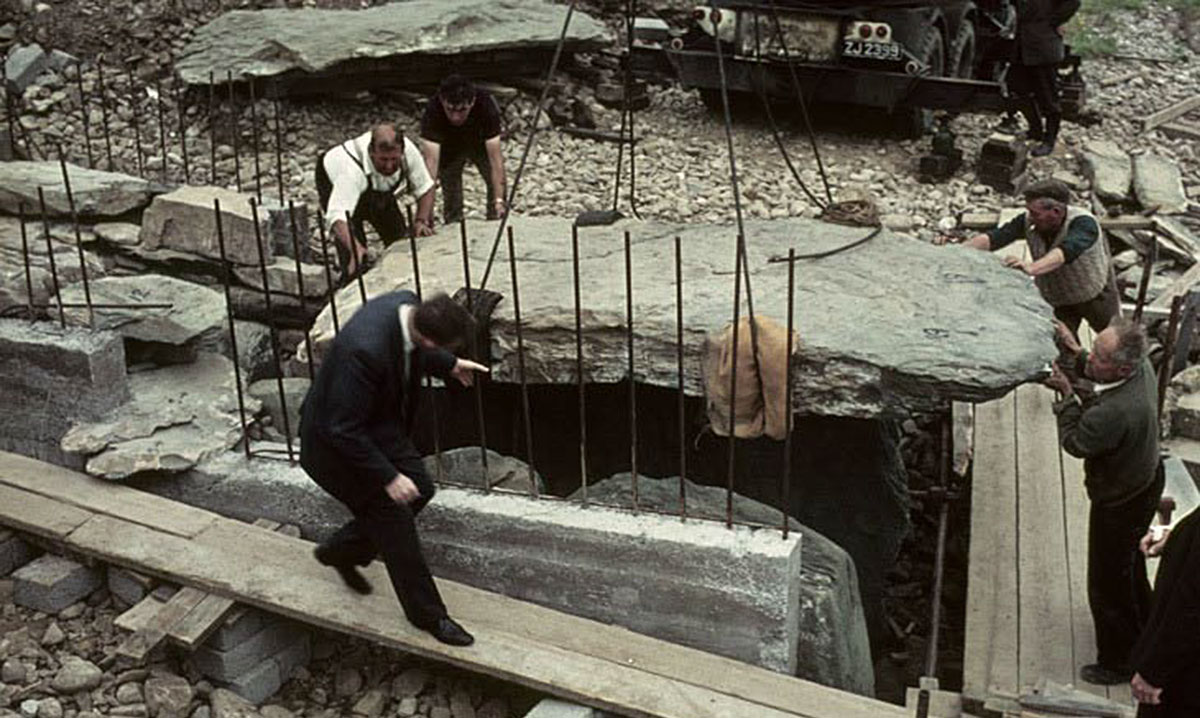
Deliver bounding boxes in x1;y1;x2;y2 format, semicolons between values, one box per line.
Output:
303;216;1056;418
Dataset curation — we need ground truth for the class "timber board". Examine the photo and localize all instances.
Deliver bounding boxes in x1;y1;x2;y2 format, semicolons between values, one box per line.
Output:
0;483;92;540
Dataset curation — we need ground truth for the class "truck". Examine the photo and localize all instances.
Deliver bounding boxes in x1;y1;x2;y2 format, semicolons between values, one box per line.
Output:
631;0;1084;135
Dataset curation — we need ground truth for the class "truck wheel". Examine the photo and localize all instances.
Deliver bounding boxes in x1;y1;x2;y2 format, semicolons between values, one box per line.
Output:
893;30;946;138
950;22;976;79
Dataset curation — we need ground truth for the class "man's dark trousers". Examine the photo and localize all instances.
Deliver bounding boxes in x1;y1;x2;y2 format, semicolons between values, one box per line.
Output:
314;152;407;272
439;144;495;224
1089;465;1164;671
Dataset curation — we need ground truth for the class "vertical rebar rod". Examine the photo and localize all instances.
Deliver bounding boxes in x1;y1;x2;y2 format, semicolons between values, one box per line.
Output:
154;76;168;183
4;64;17;160
213;198;251;458
208;71;217;185
675;235;686;520
507;226;538;498
345;210;368;305
408;208;443;485
572;224;588;504
273;99;285;205
924;417;952;677
316;218;340;334
126;67;145;177
175;75;191;183
228;72;241;192
248;79;262;201
1132;236;1159;324
73;62;94;169
58;152;94;328
624;229;639;511
622;0;640;217
1159;294;1185;423
18;202;34;319
287;200;314;382
725;234;745;528
37;187;66;328
782;247;795;539
459;218;491;489
96;58;114;170
250;197;294;463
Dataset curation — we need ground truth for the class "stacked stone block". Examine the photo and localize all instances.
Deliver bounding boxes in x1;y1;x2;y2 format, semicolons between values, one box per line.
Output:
12;554;102;613
190;608;311;704
0;529;37;577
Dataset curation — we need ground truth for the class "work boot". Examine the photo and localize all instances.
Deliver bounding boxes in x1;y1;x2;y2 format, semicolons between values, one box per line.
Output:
1032;114;1061;157
1030;140;1056;157
423;616;474;646
314;545;372;595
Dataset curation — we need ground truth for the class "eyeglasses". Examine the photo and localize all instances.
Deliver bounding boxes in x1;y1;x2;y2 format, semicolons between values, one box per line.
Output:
442;101;473;113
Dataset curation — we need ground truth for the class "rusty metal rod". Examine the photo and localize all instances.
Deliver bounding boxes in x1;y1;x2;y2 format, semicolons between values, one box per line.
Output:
228;72;242;192
459;218;491;489
345;210;368;306
625;229;639;511
96;58;114;170
73;62;94;168
213;198;251;458
58;151;95;328
4;67;17;160
18;203;34;319
675;235;686;520
507;226;538;498
126;67;145;177
572;224;588;504
783;246;795;539
316;217;341;334
287;200;315;382
273;99;285;205
36;187;66;328
924;417;952;677
208;71;216;184
154;76;168;182
175;75;190;183
1132;235;1159;324
248;79;262;200
407;206;444;485
32;302;173;309
1159;294;1185;424
725;234;745;528
250;197;294;463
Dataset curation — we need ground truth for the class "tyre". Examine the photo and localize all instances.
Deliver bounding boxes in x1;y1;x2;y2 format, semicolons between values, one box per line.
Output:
950;21;977;79
893;29;946;138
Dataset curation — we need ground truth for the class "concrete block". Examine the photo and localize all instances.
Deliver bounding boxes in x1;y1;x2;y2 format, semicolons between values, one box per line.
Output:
524;699;598;718
12;554;102;614
193;617;303;681
0;319;127;469
218;654;280;706
208;607;268;651
0;529;37;577
271;631;310;680
107;567;154;606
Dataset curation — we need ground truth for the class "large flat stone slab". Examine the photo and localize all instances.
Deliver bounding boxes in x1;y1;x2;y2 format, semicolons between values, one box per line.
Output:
0;161;157;219
304;216;1056;418
1081;140;1133;206
140;186;273;267
58;274;226;346
1133;154;1189;214
175;0;610;89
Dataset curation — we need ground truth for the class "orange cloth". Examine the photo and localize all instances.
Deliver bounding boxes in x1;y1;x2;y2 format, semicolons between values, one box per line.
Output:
703;315;798;440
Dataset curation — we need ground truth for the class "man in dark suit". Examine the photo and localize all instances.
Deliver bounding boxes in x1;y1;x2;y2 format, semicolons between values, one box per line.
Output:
1130;508;1200;716
1012;0;1081;156
300;291;486;646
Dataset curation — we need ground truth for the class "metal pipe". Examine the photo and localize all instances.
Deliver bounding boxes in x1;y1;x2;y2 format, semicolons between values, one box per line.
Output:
73;62;94;168
175;75;190;184
126;66;145;177
725;234;745;528
572;224;588;504
250;197;295;463
155;76;168;182
227;72;242;192
924;418;952;678
273;99;285;205
212;198;251;458
248;79;262;200
36;187;66;328
18;202;34;319
459;218;491;488
287;200;315;382
208;71;216;185
58;151;94;328
96;58;114;170
507;226;538;498
783;246;795;539
675;235;686;520
316;218;341;334
625;229;639;510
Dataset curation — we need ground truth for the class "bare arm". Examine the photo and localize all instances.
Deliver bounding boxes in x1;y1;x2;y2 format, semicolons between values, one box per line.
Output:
421;139;441;186
1005;247;1066;276
414;188;436;237
933;232;991;249
485;135;507;216
331;218;365;276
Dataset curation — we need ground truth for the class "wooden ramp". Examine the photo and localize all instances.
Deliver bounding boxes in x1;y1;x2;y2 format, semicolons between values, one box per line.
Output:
0;451;906;718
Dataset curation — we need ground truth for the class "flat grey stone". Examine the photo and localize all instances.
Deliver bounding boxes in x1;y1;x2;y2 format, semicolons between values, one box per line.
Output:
4;44;48;94
1081;140;1133;205
306;216;1056;418
422;447;545;495
248;378;308;441
58;274;225;346
13;555;101;618
1133;154;1189;214
233;257;329;299
145;674;194;718
92;223;142;247
139;186;273;267
0;161;156;219
0;530;37;577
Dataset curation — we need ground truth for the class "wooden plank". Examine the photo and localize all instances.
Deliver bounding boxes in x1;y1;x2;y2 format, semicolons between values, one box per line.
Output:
963;394;1020;701
0;451;216;538
1160;120;1200;142
1143;95;1200;132
0;483;93;540
1014;385;1076;691
1154;217;1200;258
115;594;169;633
1149;260;1200;310
61;513;903;718
115;585;208;662
1061;447;1105;699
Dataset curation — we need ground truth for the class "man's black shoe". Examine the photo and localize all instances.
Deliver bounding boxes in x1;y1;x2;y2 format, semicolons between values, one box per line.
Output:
1031;141;1056;157
1080;663;1131;685
425;617;474;646
313;546;372;595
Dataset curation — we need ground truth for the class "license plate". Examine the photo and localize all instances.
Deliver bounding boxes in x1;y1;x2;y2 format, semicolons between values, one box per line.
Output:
841;40;901;61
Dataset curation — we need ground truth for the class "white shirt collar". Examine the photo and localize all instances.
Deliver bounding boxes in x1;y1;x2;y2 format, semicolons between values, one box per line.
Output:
1093;375;1131;394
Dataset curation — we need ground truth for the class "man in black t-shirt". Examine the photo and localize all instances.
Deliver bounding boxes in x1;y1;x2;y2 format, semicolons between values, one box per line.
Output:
420;75;507;224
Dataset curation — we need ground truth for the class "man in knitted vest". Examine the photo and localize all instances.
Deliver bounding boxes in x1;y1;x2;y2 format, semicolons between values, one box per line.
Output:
938;179;1119;336
1046;317;1163;686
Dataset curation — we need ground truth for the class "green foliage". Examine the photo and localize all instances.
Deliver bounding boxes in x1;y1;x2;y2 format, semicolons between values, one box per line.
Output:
1068;27;1120;56
1081;0;1146;11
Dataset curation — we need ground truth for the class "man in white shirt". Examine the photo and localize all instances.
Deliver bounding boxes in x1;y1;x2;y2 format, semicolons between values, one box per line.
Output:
315;124;437;278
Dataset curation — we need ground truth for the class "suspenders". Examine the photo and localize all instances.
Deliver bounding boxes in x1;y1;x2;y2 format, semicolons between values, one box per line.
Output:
340;138;409;195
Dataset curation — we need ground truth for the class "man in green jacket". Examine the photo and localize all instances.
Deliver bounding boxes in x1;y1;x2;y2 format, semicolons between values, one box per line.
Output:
1046;316;1164;685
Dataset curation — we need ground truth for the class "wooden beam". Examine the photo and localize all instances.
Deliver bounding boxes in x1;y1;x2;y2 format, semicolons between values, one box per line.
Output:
115;586;208;663
1144;95;1200;132
1160;120;1200;142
